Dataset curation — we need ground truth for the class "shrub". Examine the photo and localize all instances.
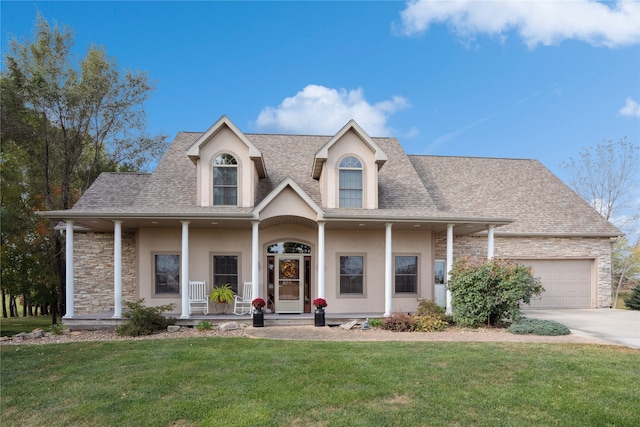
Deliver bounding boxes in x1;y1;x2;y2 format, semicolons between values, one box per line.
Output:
507;318;570;336
195;320;213;331
49;322;65;335
412;315;449;332
368;318;383;328
623;284;640;310
116;299;175;337
448;257;544;327
415;299;446;320
381;313;415;332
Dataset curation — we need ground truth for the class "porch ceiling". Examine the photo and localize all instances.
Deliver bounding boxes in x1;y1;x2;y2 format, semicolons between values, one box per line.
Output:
59;214;505;236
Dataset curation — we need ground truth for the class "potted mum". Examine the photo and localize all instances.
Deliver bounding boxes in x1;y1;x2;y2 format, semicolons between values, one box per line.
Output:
252;298;266;327
313;298;327;327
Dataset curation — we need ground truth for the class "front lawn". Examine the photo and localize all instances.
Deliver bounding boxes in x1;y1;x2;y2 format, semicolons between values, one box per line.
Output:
0;315;53;337
2;338;638;426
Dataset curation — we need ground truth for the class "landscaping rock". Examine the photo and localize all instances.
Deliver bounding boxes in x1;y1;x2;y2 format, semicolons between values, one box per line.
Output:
220;321;239;332
167;325;181;333
340;320;358;330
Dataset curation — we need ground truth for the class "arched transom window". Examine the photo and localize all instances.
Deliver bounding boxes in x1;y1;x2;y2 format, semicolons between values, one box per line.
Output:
339;156;363;208
213;153;237;206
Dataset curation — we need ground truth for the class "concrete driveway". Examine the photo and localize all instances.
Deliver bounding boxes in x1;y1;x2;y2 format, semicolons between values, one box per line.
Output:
523;308;640;349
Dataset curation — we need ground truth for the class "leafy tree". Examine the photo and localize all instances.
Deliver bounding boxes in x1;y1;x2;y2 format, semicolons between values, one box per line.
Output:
448;257;544;327
1;14;167;321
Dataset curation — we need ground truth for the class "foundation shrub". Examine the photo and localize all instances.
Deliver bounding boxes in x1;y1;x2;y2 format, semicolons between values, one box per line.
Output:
448;257;544;327
195;320;213;331
415;299;446;320
116;299;175;337
368;318;383;328
412;315;449;332
381;313;415;332
507;318;571;336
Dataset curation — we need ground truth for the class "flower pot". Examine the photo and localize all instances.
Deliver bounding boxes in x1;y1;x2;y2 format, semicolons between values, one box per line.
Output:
314;308;325;327
253;308;264;327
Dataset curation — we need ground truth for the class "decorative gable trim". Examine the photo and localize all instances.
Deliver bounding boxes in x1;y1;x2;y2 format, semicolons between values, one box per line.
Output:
253;176;324;221
186;115;267;178
312;119;387;179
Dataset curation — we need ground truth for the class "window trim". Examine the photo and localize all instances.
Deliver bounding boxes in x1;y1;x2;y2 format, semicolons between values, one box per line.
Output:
337;253;366;297
211;253;241;294
153;252;181;297
393;254;419;296
338;155;364;209
212;153;238;206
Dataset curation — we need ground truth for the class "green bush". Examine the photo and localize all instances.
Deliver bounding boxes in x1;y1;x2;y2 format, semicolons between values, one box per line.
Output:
49;322;65;335
412;315;449;332
507;318;570;336
415;299;446;319
116;299;175;337
368;318;383;328
195;320;213;331
623;284;640;310
448;257;544;327
381;313;415;332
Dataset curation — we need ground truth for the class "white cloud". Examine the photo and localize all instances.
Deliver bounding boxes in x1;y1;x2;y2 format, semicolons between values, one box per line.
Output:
255;85;409;136
619;97;640;118
396;0;640;48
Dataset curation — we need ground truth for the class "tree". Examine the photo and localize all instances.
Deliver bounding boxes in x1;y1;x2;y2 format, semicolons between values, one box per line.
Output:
1;14;167;322
623;284;640;310
562;137;639;224
562;138;640;309
612;238;640;308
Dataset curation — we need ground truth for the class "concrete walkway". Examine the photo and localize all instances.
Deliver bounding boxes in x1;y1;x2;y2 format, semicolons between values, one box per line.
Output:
523;308;640;349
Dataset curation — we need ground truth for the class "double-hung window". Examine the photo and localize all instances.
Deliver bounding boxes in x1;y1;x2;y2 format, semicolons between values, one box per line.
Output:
339;156;363;208
155;254;180;295
213;255;239;293
213;154;237;205
339;255;364;295
395;255;418;294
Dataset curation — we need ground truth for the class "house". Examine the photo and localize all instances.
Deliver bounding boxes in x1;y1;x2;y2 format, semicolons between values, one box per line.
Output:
42;115;621;321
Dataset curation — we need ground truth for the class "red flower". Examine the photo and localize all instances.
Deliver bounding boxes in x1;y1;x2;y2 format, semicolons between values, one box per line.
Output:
252;298;266;309
312;298;327;309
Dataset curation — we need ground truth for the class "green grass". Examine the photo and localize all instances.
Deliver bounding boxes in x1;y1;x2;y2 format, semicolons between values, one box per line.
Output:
2;338;639;426
0;315;53;337
615;290;631;309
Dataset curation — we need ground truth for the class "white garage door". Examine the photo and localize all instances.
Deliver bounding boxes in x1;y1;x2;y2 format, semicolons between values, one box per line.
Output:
518;259;593;308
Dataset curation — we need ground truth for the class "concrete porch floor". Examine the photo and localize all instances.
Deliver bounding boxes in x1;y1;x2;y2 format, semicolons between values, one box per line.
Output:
62;311;383;330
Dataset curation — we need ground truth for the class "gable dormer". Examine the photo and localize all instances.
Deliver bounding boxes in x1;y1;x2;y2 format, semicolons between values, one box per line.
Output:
186;116;266;207
312;120;387;209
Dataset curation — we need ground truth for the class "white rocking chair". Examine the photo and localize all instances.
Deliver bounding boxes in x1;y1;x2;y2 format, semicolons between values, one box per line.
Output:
188;280;208;315
233;281;253;315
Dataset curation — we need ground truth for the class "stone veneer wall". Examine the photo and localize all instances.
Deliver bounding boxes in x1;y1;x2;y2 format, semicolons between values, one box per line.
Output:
74;231;137;314
434;235;613;308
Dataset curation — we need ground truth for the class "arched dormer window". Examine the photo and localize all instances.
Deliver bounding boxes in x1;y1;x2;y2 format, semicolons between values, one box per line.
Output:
339;156;363;208
213;154;237;205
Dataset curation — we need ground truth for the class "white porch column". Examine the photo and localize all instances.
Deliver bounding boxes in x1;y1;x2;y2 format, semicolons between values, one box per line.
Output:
446;224;454;315
487;225;495;260
180;221;190;319
251;221;260;300
384;223;393;317
317;221;325;299
113;220;123;319
63;220;75;319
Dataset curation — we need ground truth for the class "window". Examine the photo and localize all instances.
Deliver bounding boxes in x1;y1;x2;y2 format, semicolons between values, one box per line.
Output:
213;154;237;205
395;255;418;294
339;255;364;295
213;255;239;293
339;156;362;208
155;254;180;294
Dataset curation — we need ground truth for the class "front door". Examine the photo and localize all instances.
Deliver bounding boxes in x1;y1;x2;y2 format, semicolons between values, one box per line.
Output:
275;255;304;313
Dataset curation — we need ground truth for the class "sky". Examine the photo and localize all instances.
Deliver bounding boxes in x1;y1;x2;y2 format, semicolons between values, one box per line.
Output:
2;1;639;189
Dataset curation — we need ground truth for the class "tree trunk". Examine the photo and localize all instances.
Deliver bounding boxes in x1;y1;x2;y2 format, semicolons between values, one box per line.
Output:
2;288;7;318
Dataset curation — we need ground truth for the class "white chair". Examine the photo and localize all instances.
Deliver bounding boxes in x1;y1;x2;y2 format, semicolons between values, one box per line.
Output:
188;280;208;315
233;281;253;315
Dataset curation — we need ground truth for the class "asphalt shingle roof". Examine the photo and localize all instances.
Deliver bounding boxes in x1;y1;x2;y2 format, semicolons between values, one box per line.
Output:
61;129;620;236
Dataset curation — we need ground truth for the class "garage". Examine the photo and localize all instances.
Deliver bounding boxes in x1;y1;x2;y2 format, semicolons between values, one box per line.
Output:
518;259;593;308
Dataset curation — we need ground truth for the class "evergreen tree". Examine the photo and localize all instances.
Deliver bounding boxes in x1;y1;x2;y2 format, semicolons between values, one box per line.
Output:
623;284;640;310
